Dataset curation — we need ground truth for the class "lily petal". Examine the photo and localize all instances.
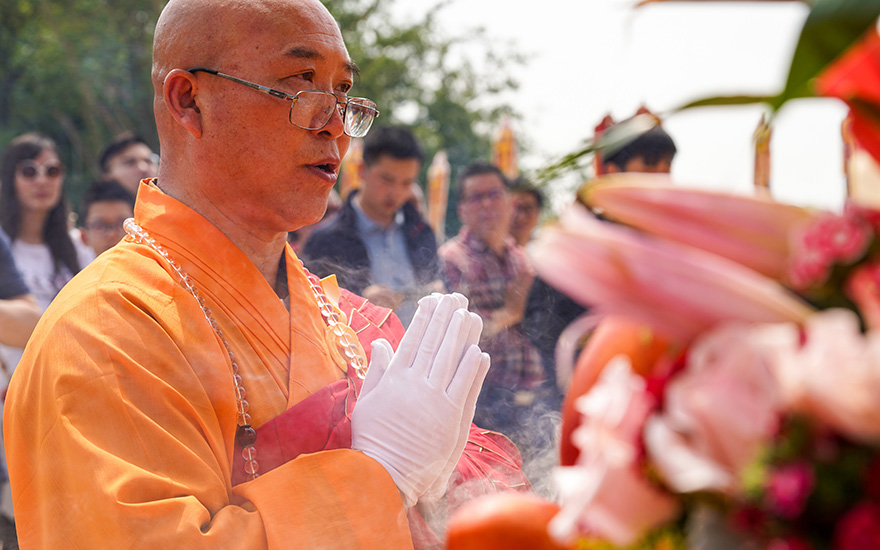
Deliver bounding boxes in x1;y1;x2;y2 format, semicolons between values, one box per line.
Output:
580;174;818;280
530;205;814;343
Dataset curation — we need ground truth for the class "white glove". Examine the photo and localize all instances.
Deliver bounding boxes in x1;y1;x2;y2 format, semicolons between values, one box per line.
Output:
421;294;489;502
351;294;489;507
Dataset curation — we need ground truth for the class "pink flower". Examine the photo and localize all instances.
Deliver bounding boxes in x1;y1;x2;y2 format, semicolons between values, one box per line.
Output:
763;309;880;443
846;261;880;330
833;502;880;550
804;213;871;262
789;248;833;290
788;212;872;290
530;206;813;344
764;462;815;519
845;202;880;234
550;357;680;546
579;175;818;281
644;323;783;495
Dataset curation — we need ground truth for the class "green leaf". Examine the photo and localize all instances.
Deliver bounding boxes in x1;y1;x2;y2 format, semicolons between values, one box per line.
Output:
675;0;880;113
676;94;777;110
534;114;660;185
776;0;880;108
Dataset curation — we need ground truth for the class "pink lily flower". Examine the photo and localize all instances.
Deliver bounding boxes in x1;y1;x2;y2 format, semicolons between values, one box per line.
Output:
530;205;814;343
580;174;818;281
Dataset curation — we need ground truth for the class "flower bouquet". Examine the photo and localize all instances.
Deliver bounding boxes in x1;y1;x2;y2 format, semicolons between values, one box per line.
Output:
446;176;880;550
528;176;880;550
443;8;880;549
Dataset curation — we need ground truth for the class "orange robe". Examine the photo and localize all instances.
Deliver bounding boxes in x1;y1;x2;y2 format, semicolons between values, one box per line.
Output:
4;182;412;549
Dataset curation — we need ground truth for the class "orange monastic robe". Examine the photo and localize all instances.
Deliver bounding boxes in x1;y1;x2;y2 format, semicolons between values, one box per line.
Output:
4;182;412;549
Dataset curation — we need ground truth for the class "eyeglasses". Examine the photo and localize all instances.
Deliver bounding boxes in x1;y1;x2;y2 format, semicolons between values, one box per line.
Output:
17;160;64;180
515;203;539;215
118;154;159;170
188;67;380;138
84;219;128;234
462;188;506;205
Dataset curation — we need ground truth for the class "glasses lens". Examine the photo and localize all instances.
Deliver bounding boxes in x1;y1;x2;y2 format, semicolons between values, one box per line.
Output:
467;189;504;204
18;162;63;179
289;91;337;131
345;99;379;138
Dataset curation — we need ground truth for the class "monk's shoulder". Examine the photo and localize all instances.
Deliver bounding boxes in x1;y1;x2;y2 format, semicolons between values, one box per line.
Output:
24;243;189;365
13;243;211;396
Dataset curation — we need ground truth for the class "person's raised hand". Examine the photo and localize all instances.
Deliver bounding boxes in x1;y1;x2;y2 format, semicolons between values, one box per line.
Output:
351;293;489;507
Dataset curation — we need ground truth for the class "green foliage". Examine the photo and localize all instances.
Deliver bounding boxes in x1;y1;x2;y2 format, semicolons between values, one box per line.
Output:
577;524;686;550
538;0;880;188
535;114;659;189
1;0;162;206
322;0;524;236
1;0;521;233
676;0;880;113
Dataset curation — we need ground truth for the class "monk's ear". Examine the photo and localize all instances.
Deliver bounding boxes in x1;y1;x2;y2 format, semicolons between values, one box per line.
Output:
163;69;203;139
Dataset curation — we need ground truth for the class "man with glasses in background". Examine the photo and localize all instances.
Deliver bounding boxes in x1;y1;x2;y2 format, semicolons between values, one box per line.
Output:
4;0;508;547
439;162;546;487
78;179;136;256
303;125;444;327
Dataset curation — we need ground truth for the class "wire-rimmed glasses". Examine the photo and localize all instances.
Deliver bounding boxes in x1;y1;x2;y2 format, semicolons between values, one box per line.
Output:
187;67;379;138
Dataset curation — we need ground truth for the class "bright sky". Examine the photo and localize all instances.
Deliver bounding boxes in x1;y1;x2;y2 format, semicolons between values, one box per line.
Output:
393;0;850;213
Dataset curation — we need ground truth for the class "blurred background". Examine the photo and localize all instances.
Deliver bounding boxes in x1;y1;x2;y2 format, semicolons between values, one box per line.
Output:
0;0;850;230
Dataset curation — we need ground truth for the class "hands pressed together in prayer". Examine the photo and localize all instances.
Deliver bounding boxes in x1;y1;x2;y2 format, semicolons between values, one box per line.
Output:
351;293;489;507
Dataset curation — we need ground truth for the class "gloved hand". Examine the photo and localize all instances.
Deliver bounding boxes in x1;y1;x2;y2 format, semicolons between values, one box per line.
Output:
352;293;489;508
421;293;489;503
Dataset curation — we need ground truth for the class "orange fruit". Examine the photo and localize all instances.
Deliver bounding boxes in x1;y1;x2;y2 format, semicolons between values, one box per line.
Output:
445;492;574;550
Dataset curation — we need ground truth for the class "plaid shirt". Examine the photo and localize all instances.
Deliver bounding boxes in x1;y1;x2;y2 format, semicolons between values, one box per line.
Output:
438;228;543;390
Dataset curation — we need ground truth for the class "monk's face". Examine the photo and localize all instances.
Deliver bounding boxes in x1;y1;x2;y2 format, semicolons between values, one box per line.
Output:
159;0;355;233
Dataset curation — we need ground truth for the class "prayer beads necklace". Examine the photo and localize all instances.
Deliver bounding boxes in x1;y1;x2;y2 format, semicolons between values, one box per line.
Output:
123;218;367;482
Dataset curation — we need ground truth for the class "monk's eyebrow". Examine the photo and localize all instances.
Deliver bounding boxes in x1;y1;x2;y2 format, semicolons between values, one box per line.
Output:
284;46;360;78
285;46;322;60
345;61;360;79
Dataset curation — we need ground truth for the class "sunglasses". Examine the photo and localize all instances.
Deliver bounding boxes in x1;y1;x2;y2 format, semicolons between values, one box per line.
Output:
17;160;64;180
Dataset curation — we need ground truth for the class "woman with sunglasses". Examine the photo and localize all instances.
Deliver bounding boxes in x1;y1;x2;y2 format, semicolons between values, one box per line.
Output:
0;133;91;315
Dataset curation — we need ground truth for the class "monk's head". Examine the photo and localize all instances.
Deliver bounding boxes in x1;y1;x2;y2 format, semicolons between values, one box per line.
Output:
152;0;359;234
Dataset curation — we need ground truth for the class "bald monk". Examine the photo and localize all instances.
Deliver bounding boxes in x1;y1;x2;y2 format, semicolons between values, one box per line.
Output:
2;0;509;548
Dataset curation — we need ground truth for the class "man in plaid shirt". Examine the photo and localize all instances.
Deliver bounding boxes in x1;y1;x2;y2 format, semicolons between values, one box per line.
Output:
439;162;550;484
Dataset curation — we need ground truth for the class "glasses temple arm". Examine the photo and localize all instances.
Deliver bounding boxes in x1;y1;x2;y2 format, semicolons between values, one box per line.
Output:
187;67;293;101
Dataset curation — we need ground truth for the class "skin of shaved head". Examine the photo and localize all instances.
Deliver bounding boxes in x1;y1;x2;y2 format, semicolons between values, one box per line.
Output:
152;0;342;143
150;0;354;291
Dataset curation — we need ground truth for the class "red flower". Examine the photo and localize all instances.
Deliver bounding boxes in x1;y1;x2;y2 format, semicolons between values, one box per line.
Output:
833;502;880;550
845;262;880;330
816;28;880;166
864;456;880;502
729;504;767;535
764;462;815;519
788;212;872;290
845;203;880;234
